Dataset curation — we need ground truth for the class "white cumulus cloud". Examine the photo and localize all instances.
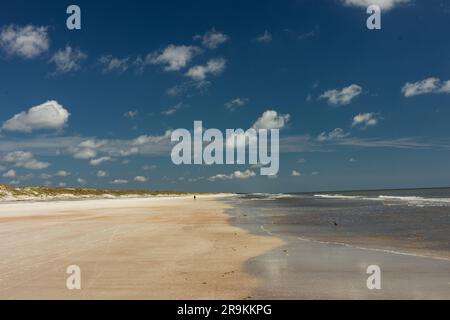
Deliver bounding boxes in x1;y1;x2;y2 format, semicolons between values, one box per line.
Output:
341;0;410;11
49;46;87;74
252;110;290;130
401;77;450;97
99;55;130;73
73;148;97;160
319;84;362;106
194;28;229;49
111;179;129;184
3;169;16;178
352;113;381;128
186;58;226;81
3;151;50;170
134;176;148;182
225;97;249;111
147;45;201;71
55;170;71;177
90;156;113;166
291;170;302;177
208;170;256;182
2;100;70;133
96;170;108;177
0;24;49;59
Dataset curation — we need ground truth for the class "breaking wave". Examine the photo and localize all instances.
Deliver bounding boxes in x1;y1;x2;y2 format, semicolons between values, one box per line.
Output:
315;194;450;207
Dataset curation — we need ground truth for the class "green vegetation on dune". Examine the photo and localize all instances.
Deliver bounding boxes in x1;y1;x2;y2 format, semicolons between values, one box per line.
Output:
0;184;202;201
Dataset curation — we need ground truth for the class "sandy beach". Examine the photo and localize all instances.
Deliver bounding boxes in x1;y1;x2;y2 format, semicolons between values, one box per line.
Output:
0;195;283;300
0;195;449;300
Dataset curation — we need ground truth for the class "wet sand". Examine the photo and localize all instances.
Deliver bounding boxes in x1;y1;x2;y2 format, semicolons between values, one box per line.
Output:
248;232;450;299
0;195;283;300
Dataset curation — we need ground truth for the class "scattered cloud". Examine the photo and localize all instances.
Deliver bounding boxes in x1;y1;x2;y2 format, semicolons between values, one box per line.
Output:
161;103;183;116
349;158;357;162
2;100;70;133
65;133;173;162
77;178;87;185
3;151;50;170
111;179;129;184
145;44;201;71
194;28;228;49
3;169;16;178
71;139;107;159
89;156;113;166
208;170;256;182
340;0;411;11
49;46;87;74
132;130;172;146
119;147;139;157
255;30;272;44
0;24;49;59
252;110;290;130
280;133;448;153
55;170;71;177
99;55;130;73
298;27;319;40
166;80;211;97
225;97;249;111
39;173;52;180
185;58;226;81
319;84;362;106
73;148;97;159
134;176;148;182
317;128;350;141
352;113;381;128
401;77;450;97
124;110;139;119
291;170;302;177
96;170;108;177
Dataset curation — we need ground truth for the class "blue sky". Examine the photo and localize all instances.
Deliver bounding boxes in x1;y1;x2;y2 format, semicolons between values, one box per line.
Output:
1;0;450;193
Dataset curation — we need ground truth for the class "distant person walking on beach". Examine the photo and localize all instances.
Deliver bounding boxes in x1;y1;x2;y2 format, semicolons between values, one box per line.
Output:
194;195;197;200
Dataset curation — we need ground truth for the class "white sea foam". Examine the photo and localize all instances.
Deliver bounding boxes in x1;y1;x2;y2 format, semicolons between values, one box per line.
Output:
315;194;450;207
260;225;450;262
245;193;296;201
295;236;450;262
314;194;363;200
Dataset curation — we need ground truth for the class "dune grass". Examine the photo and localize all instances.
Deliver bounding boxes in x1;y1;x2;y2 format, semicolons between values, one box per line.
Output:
0;184;202;200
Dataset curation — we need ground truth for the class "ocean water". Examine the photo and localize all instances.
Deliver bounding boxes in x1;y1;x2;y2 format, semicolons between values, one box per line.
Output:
225;188;450;298
227;188;450;259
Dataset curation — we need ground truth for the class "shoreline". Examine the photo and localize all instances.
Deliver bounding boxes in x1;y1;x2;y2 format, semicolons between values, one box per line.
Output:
225;197;450;299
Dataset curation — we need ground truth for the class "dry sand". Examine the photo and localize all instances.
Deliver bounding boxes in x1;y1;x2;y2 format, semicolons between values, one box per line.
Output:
0;195;283;300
